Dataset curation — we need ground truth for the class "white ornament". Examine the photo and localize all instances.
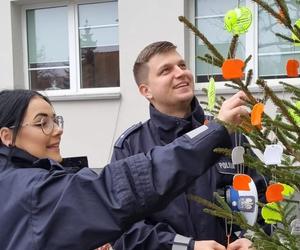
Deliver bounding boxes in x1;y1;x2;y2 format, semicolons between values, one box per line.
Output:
263;144;283;165
291;219;300;235
231;146;245;165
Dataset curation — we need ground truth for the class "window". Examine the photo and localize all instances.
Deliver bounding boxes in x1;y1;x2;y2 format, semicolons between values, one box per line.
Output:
25;1;119;97
195;0;246;83
78;2;119;88
27;6;70;91
258;0;300;79
194;0;300;86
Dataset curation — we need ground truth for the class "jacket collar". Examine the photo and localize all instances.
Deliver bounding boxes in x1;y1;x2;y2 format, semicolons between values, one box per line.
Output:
0;145;88;172
149;97;205;144
0;145;38;168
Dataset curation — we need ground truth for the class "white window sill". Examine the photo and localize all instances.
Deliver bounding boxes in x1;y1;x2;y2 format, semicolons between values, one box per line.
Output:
39;87;121;101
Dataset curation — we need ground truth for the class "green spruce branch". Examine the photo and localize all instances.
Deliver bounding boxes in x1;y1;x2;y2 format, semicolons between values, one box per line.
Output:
228;35;239;59
246;69;253;87
180;3;300;247
275;33;300;44
251;0;292;28
275;0;291;26
256;80;300;135
178;16;224;62
280;81;300;98
189;193;290;249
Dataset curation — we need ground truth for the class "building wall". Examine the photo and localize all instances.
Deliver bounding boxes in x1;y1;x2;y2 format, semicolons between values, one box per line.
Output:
1;0;191;168
1;1;14;89
1;0;283;169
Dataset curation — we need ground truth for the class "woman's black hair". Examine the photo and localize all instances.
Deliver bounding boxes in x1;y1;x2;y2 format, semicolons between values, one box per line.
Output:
0;89;52;145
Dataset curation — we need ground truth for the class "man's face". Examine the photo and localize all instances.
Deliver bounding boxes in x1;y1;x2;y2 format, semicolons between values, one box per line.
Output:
139;49;194;114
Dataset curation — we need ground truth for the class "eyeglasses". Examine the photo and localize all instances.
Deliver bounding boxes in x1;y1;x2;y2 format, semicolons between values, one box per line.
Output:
10;116;64;135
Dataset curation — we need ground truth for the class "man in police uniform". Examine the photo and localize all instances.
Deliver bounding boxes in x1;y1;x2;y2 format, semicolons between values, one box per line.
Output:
111;41;265;250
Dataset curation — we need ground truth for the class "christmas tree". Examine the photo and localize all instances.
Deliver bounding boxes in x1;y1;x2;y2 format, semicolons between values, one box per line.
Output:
179;0;300;249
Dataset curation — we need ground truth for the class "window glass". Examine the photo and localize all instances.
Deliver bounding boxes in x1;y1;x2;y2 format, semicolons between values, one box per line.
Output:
258;0;300;78
259;54;300;78
196;0;239;16
195;0;246;82
78;1;119;88
78;2;118;26
27;6;69;90
195;17;245;81
79;26;118;47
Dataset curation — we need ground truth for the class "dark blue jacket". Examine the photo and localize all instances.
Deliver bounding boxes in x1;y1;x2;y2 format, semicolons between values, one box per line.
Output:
111;98;267;250
0;119;232;250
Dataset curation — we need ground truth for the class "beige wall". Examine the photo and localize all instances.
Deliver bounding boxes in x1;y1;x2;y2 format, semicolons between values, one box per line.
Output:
116;0;187;137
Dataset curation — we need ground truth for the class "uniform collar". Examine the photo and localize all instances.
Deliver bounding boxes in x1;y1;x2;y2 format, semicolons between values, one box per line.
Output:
0;145;88;172
0;145;38;168
149;97;205;144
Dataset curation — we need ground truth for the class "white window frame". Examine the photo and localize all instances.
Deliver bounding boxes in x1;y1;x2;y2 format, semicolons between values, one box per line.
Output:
22;0;120;101
190;0;300;95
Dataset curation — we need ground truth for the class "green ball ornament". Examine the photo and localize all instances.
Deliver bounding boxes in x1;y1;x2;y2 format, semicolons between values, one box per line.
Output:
224;7;252;35
291;19;300;46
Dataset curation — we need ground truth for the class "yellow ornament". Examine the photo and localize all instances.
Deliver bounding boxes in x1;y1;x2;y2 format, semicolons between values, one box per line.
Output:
281;183;295;197
291;19;300;46
262;202;282;224
207;77;216;112
224;7;252;35
288;101;300;125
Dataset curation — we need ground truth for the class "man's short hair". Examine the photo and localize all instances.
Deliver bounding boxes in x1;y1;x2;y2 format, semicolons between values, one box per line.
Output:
133;41;177;86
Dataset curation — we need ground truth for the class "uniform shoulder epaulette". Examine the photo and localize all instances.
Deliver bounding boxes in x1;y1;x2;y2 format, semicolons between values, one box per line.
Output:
114;122;143;148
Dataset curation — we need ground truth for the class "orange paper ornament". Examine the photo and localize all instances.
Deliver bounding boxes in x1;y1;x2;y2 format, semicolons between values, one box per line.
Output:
251;102;264;127
266;183;284;203
222;59;245;80
286;59;299;77
233;174;251;191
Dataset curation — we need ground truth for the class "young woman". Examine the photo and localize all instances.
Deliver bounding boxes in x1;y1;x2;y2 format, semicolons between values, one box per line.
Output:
0;89;244;249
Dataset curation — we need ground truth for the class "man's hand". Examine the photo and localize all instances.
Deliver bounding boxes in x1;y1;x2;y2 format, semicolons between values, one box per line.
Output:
227;238;255;250
194;240;226;250
217;91;248;126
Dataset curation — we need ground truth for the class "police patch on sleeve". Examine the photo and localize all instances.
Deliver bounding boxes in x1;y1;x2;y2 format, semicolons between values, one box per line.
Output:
216;157;237;174
114;122;142;148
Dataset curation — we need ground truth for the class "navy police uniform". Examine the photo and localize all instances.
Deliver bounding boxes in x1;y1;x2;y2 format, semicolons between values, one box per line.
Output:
0;118;233;250
111;97;267;250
